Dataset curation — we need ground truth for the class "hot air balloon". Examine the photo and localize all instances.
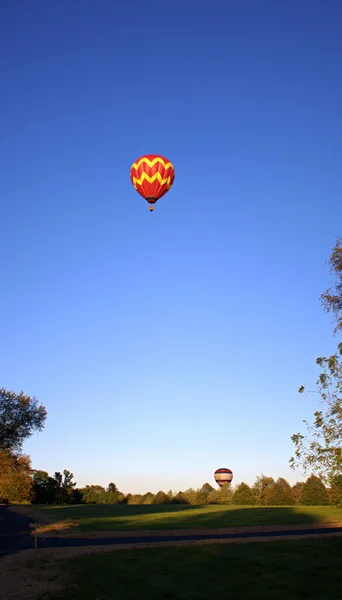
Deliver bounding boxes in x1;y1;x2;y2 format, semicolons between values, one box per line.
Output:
214;468;233;487
130;154;175;211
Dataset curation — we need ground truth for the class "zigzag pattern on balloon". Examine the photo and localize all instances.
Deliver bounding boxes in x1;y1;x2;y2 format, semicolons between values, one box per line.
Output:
131;157;173;170
131;171;174;189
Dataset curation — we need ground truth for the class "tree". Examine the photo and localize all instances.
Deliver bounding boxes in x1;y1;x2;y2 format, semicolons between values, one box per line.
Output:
52;470;76;504
264;478;295;505
233;483;255;505
31;470;59;504
153;491;171;504
290;343;342;483
292;482;305;504
320;237;342;334
252;475;275;505
300;475;329;505
330;475;342;506
107;483;118;494
291;240;342;483
0;450;32;503
0;388;47;452
214;484;234;505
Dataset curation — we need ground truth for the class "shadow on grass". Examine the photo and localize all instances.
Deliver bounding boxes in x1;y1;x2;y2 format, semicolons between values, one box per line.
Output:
47;537;342;600
32;504;342;532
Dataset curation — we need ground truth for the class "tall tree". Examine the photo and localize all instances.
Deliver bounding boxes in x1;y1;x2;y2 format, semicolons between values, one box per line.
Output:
300;475;329;506
0;388;47;452
290;343;342;483
252;475;275;505
320;237;342;334
290;240;342;485
0;450;32;503
264;478;295;506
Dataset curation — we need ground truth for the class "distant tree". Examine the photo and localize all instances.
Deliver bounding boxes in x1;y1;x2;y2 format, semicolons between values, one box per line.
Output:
182;488;198;505
252;475;275;505
292;482;305;504
0;450;32;503
215;485;234;505
52;470;77;504
196;483;215;504
107;483;118;494
153;491;171;504
81;485;107;504
170;491;189;504
141;492;155;504
0;388;47;452
206;489;221;504
300;475;329;505
32;470;58;504
233;483;255;505
265;478;295;506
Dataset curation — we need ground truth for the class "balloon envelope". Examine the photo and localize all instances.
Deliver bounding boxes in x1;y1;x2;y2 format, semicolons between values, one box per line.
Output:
130;154;175;211
214;468;233;487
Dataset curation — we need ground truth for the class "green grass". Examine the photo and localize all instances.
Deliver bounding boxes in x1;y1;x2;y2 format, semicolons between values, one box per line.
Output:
49;537;342;599
32;503;342;531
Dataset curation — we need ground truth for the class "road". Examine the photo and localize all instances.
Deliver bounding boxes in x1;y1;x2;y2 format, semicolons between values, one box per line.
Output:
0;505;33;556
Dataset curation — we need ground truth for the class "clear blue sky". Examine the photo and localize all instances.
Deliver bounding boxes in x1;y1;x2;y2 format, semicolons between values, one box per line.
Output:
1;0;341;493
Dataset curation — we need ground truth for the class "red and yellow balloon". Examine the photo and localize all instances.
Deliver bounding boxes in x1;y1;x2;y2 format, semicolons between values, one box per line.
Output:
130;154;175;211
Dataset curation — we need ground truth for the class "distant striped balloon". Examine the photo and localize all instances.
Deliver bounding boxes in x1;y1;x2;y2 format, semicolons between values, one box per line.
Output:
214;468;233;487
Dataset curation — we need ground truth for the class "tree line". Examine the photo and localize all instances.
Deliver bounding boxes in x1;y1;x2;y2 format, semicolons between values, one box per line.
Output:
1;239;342;507
1;459;341;507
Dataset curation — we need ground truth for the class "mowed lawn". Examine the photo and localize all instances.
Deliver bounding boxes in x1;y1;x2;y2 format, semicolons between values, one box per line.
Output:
26;503;342;531
49;537;342;599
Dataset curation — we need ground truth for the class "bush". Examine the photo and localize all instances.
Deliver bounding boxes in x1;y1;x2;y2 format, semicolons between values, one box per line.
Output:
300;476;329;505
232;483;255;505
265;478;295;505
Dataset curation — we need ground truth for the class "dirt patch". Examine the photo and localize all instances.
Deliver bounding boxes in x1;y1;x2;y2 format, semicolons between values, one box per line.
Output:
8;505;79;535
0;550;66;600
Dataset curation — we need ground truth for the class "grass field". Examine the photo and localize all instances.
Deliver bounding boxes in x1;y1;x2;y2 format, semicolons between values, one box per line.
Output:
46;537;342;599
23;503;342;532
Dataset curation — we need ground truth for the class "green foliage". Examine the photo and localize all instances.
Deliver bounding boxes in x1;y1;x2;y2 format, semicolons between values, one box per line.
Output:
300;475;329;505
80;483;123;504
0;450;32;503
320;237;342;334
330;485;342;506
290;343;342;483
265;478;295;506
170;491;189;504
252;475;275;505
232;483;255;505
0;388;47;452
32;469;82;504
292;482;305;504
153;491;171;504
291;241;342;483
215;485;234;505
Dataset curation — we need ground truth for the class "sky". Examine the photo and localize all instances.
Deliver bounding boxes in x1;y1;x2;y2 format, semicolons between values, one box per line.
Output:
1;0;342;494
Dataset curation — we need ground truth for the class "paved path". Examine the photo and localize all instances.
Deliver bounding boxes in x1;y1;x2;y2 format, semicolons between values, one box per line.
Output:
23;525;342;551
0;505;33;556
